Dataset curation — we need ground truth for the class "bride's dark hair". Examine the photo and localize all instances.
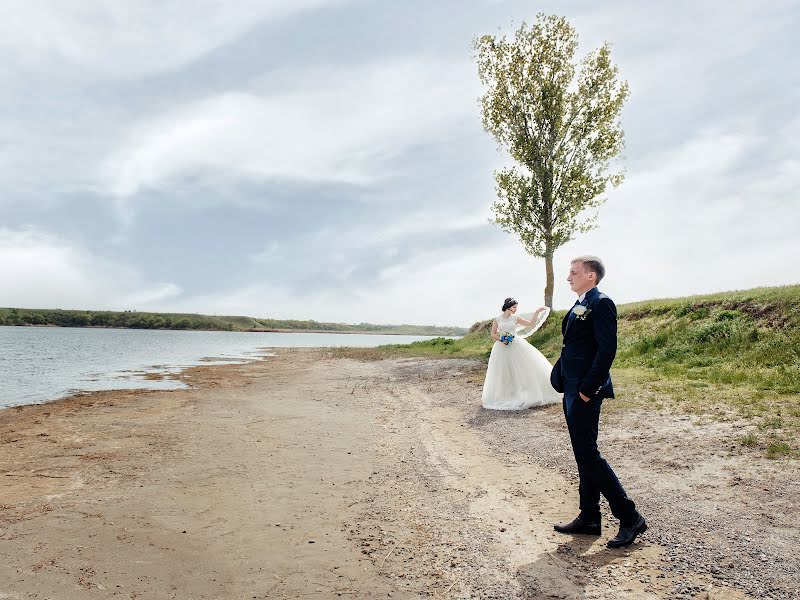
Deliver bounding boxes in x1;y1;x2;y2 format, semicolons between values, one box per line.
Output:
502;297;518;312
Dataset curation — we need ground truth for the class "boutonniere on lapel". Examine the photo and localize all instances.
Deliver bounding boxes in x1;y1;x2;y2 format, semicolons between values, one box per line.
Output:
572;305;591;320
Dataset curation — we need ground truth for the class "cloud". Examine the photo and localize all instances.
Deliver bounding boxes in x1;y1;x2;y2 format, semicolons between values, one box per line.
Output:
558;121;800;303
145;235;553;327
0;0;341;81
0;228;181;310
249;241;283;264
106;58;479;196
239;208;496;296
0;1;351;200
576;1;796;95
0;1;797;327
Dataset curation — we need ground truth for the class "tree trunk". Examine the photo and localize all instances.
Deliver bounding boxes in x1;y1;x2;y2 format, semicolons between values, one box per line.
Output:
544;249;554;308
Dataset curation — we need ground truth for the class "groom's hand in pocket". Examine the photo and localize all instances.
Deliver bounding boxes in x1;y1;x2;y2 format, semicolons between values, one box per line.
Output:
579;392;590;402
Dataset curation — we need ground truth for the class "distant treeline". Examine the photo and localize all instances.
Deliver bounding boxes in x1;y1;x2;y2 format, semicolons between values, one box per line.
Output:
253;318;465;336
0;308;467;336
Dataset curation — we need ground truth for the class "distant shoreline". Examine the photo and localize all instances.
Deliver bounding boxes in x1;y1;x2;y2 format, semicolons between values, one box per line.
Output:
0;323;459;337
0;308;467;337
245;328;454;336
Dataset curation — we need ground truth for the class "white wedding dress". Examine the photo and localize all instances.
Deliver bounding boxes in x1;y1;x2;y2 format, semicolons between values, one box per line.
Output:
481;313;561;410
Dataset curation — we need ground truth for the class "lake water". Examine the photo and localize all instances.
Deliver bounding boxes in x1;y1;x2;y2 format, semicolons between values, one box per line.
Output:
0;326;446;409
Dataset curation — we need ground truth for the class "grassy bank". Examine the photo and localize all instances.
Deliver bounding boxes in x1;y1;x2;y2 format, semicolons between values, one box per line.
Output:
333;285;800;457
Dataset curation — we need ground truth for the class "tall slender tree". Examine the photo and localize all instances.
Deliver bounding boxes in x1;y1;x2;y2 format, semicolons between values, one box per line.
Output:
475;15;629;307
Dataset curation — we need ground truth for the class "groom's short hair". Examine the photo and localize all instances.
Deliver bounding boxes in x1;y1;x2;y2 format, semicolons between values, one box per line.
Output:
571;255;605;283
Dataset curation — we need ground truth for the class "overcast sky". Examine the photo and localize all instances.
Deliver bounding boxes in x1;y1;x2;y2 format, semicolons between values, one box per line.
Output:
1;0;797;327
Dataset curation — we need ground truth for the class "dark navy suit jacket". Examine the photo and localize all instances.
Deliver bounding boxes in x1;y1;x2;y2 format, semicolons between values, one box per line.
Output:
550;287;616;400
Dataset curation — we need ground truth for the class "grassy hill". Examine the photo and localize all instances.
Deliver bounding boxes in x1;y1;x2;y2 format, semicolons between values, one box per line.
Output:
0;308;467;337
335;285;800;457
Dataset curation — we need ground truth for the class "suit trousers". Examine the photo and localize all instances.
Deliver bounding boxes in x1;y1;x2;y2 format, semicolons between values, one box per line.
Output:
562;392;638;525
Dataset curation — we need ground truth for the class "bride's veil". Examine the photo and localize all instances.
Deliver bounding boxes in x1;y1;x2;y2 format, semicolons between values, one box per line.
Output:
514;307;551;339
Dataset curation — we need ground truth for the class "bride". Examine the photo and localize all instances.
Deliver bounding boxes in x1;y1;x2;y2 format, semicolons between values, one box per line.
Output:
481;297;561;410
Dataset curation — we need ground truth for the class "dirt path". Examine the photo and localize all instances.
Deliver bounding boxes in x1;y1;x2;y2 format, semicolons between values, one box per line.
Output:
1;350;797;599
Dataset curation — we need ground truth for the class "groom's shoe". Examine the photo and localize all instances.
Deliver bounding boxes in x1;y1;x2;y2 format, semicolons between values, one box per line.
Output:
606;514;648;548
553;516;601;536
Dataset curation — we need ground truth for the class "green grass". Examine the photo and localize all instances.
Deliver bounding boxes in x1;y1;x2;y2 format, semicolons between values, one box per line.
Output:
612;286;800;396
766;441;793;459
329;325;495;361
738;433;759;447
340;284;800;457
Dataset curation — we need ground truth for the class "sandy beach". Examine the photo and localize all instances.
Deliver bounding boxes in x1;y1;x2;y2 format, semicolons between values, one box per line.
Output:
1;349;797;599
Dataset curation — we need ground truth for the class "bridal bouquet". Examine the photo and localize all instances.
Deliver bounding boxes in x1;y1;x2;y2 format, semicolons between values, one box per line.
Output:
499;332;515;345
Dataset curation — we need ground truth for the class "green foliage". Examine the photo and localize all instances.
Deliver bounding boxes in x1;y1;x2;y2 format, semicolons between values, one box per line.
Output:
368;325;494;359
174;318;192;330
613;285;800;395
0;307;468;336
370;284;800;455
253;318;465;336
374;283;799;406
759;417;784;430
766;441;793;459
474;14;628;305
738;433;758;447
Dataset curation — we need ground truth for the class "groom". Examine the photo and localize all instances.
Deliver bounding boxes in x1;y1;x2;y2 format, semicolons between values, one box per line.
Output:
550;256;647;548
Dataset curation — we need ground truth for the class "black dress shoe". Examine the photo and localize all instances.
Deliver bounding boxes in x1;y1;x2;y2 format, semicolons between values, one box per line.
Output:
553;516;601;536
607;515;648;548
